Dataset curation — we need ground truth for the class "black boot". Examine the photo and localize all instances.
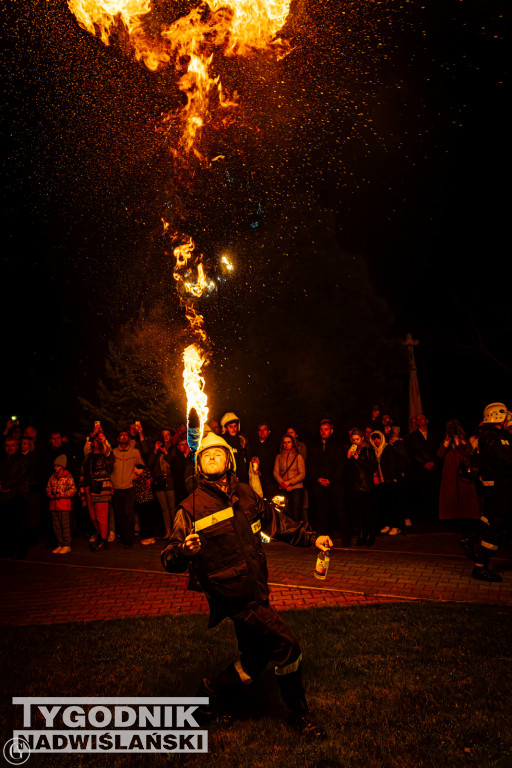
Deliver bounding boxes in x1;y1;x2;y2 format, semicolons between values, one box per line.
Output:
93;538;108;552
458;536;477;561
275;660;327;738
289;713;327;739
472;565;502;583
195;663;247;725
194;678;218;726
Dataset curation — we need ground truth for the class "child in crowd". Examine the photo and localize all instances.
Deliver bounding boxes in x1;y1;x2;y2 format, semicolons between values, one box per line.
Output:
46;455;77;554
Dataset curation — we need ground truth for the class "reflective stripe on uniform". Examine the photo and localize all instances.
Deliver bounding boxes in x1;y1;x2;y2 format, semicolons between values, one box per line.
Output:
195;507;234;532
234;658;252;684
481;480;495;487
481;540;499;551
480;516;489;525
251;520;262;534
275;653;302;676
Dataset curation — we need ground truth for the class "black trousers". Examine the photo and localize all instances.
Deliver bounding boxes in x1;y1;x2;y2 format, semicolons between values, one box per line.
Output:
112;488;136;545
205;602;308;717
0;495;28;558
309;483;350;545
475;486;512;565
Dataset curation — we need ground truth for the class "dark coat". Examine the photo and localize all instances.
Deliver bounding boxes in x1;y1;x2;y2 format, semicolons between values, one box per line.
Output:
161;472;317;626
0;453;28;503
223;433;250;483
307;438;344;486
147;449;174;491
378;444;399;483
252;437;279;489
170;451;195;504
406;429;438;475
478;424;512;489
345;445;376;494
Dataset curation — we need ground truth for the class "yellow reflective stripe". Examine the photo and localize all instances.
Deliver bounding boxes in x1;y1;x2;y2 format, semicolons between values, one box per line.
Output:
234;658;252;684
481;540;499;551
481;480;495;486
275;653;302;676
195;507;234;532
480;516;489;525
251;520;262;534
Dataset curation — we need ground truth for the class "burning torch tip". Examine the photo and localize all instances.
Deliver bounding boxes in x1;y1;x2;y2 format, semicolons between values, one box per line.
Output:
188;407;200;429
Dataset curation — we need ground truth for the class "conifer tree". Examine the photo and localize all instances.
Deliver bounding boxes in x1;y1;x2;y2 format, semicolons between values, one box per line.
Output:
79;313;185;437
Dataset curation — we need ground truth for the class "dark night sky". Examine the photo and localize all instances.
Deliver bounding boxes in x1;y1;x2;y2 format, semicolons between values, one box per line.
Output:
0;0;507;436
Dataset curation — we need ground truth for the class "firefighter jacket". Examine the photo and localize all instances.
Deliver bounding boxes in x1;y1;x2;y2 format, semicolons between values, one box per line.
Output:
478;424;512;489
161;471;318;626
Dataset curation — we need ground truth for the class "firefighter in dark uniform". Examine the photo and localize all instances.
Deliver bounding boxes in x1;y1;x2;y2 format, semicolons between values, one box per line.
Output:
161;432;332;737
472;402;512;583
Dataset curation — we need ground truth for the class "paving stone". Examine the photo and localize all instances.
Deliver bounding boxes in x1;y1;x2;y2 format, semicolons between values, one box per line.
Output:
1;533;511;626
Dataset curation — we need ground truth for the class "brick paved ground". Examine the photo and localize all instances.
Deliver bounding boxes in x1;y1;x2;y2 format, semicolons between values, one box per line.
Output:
1;532;511;626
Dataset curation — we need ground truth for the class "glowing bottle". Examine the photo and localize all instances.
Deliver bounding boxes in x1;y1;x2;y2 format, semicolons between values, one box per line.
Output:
314;550;330;580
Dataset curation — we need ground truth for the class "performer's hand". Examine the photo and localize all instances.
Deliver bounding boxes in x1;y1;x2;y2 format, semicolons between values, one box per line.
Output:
183;533;201;555
315;535;333;551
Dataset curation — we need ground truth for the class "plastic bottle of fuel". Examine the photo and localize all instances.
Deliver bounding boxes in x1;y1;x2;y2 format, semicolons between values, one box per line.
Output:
314;549;330;580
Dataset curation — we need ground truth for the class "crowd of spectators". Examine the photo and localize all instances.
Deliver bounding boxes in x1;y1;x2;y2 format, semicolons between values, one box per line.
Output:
0;404;484;559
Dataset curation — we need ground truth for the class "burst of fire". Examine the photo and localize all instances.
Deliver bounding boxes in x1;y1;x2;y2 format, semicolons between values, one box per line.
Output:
171;232;210;437
68;0;291;163
69;0;289;449
182;343;209;444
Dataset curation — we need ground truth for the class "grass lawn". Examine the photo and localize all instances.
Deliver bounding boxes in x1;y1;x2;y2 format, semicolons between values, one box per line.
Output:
2;603;512;768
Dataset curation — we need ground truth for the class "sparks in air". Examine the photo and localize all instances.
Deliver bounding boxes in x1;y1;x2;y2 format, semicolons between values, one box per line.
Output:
68;0;292;164
69;0;290;449
221;255;234;272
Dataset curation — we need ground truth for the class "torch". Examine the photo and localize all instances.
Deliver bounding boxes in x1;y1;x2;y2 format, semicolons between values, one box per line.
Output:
187;406;201;454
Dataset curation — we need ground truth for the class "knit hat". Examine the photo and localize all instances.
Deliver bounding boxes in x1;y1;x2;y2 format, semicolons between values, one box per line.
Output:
54;454;67;468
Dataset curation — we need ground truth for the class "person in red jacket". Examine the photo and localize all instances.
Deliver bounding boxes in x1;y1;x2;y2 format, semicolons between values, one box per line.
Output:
161;432;332;738
46;455;77;554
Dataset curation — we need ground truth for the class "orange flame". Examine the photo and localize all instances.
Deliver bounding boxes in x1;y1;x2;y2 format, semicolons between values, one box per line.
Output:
171;232;210;426
68;0;291;162
183;343;209;440
69;0;287;444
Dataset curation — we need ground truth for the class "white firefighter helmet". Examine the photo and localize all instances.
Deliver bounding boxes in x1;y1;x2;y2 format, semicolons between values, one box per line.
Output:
482;402;510;424
220;412;240;434
195;431;236;474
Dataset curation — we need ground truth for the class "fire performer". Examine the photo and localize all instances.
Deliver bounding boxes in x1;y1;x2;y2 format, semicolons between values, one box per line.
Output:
161;431;332;738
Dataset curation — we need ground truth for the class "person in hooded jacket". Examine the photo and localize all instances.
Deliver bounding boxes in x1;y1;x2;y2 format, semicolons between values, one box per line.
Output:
345;428;377;546
220;412;250;484
369;431;402;536
161;432;332;738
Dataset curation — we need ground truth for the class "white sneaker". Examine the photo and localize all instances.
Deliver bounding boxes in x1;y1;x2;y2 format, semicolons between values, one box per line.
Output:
52;546;62;554
107;531;116;542
89;533;98;543
140;538;156;546
404;518;413;527
59;546;72;554
389;528;401;536
380;526;390;534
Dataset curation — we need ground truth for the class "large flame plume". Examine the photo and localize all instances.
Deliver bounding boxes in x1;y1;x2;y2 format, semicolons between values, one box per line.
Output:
69;0;290;448
68;0;291;165
170;232;211;443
